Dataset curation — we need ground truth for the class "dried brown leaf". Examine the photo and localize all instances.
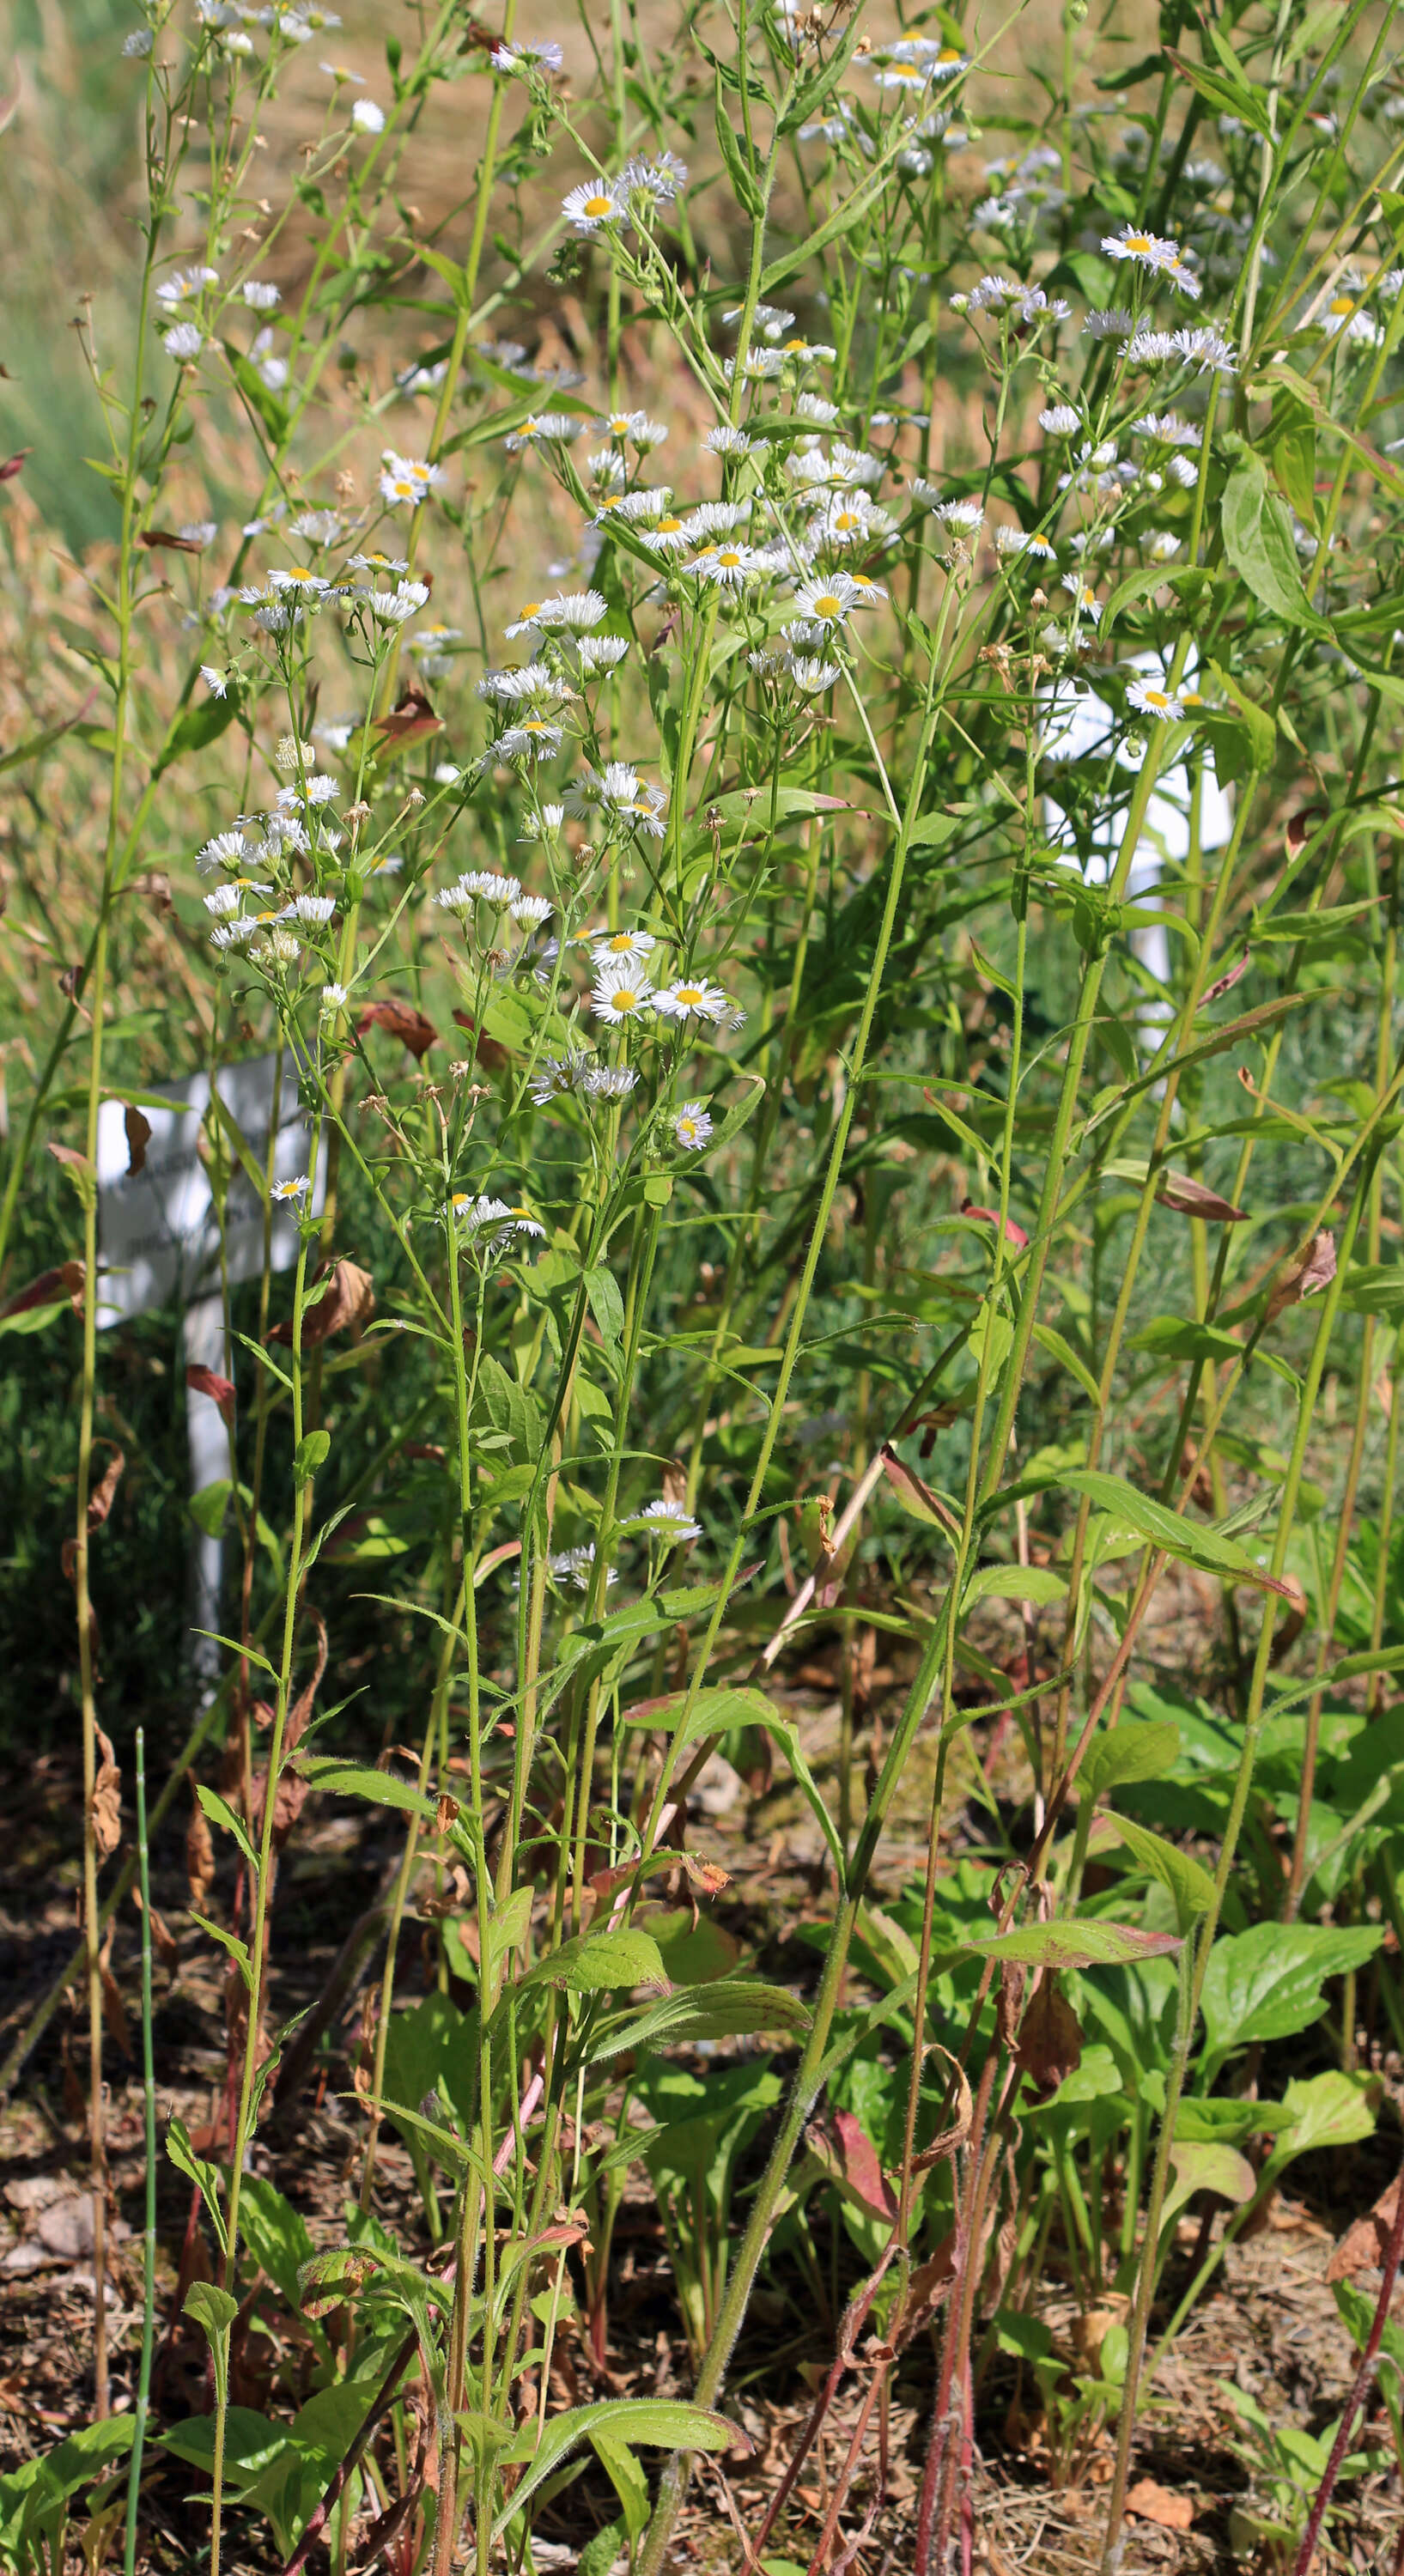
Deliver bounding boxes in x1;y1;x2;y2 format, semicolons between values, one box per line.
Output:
124;1106;151;1176
1326;2175;1402;2281
98;1921;131;2057
186;1793;216;1908
1200;951;1249;1008
138;528;205;553
1267;1229;1337;1324
878;1444;961;1539
374;685;442;744
1126;2479;1194;2532
92;1726;121;1860
132;1886;179;1964
450;1007;511;1071
269;1258;374;1350
356;999;438;1060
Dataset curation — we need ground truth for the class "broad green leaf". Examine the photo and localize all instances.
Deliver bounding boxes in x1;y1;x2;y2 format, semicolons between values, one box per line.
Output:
289;1758;436;1817
1267;2069;1378;2166
1199;1923;1383;2069
1162;2140;1255;2232
158;2410;287;2488
1041;1469;1294;1596
490;2400;741;2535
963;1920;1180;1969
1220;452;1320;629
1091;1811;1214;1928
1079;1719;1182;1801
587;1978;811;2063
512;1926;668;2000
963;1564;1067;1609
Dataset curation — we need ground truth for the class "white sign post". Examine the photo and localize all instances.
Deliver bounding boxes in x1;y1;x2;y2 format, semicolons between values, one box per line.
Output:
94;1052;325;1681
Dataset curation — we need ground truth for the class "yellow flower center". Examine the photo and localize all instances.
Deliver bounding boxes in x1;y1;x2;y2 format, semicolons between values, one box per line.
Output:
1125;234;1154;255
584;194;614;218
814;594;842;617
614;988;639;1012
520;602;541;617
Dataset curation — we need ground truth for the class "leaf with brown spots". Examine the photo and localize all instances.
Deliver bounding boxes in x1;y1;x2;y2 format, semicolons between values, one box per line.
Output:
1015;1975;1085;2097
356;999;438;1060
124;1106;152;1176
1200;951;1249;1008
92;1726;122;1860
186;1364;237;1425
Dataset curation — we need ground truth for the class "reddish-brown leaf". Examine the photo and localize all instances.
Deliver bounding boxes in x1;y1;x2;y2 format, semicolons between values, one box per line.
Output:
0;1261;84;1321
878;1444;962;1538
138;528;204;553
962;1200;1030;1249
124;1105;152;1176
1015;1974;1085;2096
374;686;442;744
451;1008;511;1071
833;2110;897;2218
0;451;30;483
98;1923;131;2058
357;999;438;1060
1156;1171;1248;1222
269;1257;374;1349
186;1363;237;1425
132;1886;179;1964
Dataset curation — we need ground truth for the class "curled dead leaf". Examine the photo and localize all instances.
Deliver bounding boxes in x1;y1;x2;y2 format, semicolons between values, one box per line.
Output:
92;1726;122;1860
1266;1229;1337;1325
450;1008;511;1071
132;1886;179;1964
910;2044;974;2175
138;528;205;553
436;1794;461;1835
356;998;438;1060
63;1447;125;1580
879;1444;962;1540
96;1919;131;2057
186;1363;237;1425
269;1257;374;1349
124;1106;152;1176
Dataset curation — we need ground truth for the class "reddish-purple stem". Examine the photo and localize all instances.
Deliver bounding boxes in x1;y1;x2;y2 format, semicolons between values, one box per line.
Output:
1291;2155;1404;2576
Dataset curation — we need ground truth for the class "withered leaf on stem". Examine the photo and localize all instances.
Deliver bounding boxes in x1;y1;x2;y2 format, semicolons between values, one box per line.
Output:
269;1258;374;1350
92;1726;122;1859
98;1923;131;2058
451;1008;511;1071
186;1793;216;1908
124;1105;151;1176
186;1362;237;1425
1200;951;1249;1009
63;1446;125;1579
1326;2175;1401;2281
878;1443;962;1540
1266;1229;1337;1324
356;999;438;1061
0;1261;84;1321
830;2110;897;2218
138;528;206;553
374;685;443;744
132;1886;179;1964
1014;1973;1084;2096
1156;1171;1248;1223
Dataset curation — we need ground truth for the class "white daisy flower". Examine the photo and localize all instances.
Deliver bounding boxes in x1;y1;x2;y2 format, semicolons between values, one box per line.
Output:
793;572;860;626
591;924;656;960
1127;677;1184;720
270;1174;311;1202
657;977;728;1023
672;1100;714;1151
351;97;385;131
591;956;656;1023
1102;226;1201;298
563;179;624;233
635;1496;703;1537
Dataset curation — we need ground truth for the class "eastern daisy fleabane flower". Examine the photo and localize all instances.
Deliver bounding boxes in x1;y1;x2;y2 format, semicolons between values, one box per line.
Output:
271;1174;311;1202
292;893;337;926
563;178;624;233
351;97;385;131
672;1100;714;1151
1127;677;1185;720
591;924;656;961
657;978;728;1023
591;956;656;1023
1102;226;1201;297
378;452;446;506
793;571;860;627
634;1498;702;1540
